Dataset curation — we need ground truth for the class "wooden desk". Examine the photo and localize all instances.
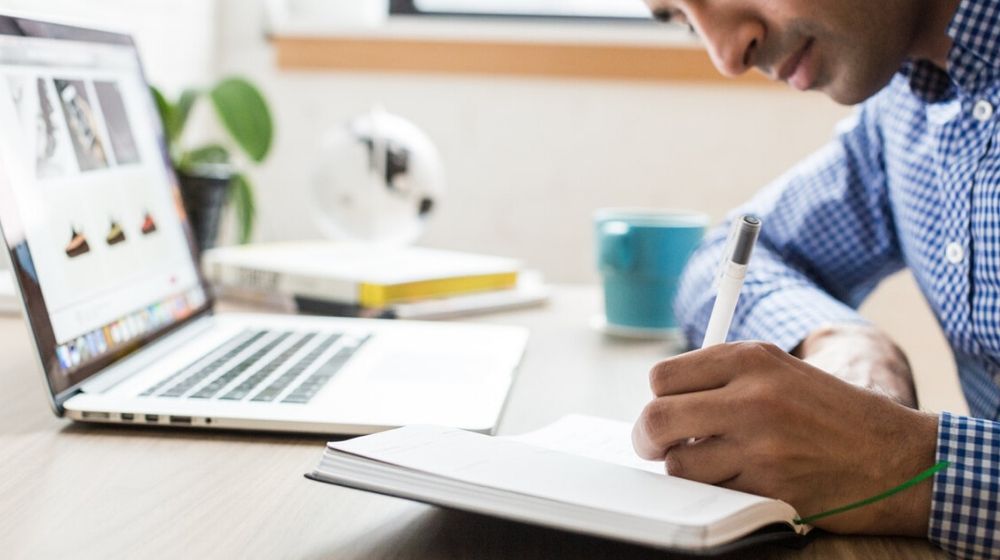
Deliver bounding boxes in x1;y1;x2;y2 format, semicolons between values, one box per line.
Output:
0;285;945;559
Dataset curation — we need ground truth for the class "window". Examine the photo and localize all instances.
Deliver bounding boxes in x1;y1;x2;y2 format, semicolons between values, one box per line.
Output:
389;0;652;20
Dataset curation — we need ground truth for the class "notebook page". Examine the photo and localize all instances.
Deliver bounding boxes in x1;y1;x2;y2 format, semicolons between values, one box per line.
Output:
504;415;664;474
330;425;776;528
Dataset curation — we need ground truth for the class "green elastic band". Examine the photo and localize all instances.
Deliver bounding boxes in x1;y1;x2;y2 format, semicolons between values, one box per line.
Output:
792;460;950;526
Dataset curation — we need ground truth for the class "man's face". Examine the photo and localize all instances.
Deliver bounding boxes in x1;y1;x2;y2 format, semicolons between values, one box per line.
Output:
645;0;924;105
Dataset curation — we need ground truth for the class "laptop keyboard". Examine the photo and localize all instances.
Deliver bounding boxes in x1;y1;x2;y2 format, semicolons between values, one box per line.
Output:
140;329;369;404
221;333;324;401
188;332;293;399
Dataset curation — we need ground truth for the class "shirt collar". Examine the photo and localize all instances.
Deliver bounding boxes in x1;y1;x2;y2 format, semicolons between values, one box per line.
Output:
947;0;1000;69
902;0;1000;102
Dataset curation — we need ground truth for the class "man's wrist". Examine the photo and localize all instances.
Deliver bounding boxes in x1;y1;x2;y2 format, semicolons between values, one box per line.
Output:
870;409;938;536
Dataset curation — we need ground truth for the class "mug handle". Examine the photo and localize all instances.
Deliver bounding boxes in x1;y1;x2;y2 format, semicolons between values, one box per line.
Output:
598;221;634;272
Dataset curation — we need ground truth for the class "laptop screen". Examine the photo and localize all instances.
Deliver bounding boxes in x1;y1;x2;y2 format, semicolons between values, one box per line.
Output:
0;16;210;403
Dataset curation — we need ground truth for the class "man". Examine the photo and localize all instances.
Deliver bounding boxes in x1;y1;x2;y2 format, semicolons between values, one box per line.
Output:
632;0;998;557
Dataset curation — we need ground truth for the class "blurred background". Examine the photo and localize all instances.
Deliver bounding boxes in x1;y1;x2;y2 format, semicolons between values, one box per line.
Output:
0;0;966;414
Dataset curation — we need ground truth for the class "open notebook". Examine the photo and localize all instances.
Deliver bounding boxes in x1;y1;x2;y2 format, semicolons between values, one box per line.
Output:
307;415;813;554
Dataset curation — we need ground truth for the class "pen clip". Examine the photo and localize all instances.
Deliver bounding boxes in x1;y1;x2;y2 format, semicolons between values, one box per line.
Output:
713;219;741;288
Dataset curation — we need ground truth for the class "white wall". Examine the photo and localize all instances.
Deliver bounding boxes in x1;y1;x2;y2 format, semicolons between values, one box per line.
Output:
0;0;217;93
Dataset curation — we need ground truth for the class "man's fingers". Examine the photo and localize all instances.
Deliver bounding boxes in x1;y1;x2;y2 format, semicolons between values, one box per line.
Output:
632;392;730;460
649;341;788;397
664;436;742;485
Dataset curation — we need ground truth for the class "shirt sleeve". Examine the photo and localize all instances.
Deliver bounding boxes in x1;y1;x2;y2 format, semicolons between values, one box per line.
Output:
674;98;905;351
930;413;1000;558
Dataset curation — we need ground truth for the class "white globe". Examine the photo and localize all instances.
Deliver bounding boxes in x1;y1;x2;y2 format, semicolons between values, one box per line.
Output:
311;108;446;245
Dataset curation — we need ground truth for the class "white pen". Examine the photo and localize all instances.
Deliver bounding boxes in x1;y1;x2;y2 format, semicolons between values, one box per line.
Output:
702;215;762;348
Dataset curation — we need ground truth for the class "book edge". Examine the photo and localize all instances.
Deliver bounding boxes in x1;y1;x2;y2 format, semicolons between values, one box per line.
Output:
304;465;805;554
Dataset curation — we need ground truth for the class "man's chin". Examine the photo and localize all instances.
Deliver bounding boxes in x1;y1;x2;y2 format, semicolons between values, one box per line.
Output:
824;87;873;106
821;73;897;106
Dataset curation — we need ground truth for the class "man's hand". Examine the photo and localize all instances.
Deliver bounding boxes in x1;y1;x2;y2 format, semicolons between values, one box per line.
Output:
794;324;918;408
632;341;938;536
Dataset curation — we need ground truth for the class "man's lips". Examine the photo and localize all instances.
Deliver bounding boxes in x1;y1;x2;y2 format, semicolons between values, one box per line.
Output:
775;38;815;84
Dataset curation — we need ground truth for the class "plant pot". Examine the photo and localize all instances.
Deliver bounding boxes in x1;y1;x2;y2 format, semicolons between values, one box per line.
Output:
176;167;232;254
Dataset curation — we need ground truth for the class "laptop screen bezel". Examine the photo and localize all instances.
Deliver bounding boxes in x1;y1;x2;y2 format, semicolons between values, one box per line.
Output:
0;14;215;413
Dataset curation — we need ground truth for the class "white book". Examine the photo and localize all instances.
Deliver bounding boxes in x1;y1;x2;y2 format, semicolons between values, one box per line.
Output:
307;415;812;553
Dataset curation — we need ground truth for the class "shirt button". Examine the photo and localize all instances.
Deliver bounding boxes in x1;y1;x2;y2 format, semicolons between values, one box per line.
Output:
973;99;994;122
946;242;965;264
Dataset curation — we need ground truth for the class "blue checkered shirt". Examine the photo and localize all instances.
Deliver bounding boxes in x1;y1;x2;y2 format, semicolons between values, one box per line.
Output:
675;1;1000;557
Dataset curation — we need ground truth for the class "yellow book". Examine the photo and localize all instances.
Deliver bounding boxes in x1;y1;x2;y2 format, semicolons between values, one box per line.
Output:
204;241;520;308
358;271;518;307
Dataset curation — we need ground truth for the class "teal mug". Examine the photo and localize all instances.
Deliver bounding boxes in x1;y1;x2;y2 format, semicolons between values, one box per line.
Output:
595;209;708;333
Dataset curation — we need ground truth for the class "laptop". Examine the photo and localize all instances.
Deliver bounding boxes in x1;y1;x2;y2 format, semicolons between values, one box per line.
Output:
0;14;528;435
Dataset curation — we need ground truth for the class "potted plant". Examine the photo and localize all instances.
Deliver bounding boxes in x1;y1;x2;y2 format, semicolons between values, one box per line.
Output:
151;77;273;251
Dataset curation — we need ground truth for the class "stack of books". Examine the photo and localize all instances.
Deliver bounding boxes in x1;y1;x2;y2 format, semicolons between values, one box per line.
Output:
203;241;549;319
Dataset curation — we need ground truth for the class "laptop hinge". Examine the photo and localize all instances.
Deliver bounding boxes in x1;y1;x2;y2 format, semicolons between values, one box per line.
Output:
53;386;84;413
76;315;216;394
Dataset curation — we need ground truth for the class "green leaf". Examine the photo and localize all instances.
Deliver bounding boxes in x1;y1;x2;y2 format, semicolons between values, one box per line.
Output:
209;77;273;163
181;144;231;169
150;86;174;143
172;88;199;141
229;172;256;244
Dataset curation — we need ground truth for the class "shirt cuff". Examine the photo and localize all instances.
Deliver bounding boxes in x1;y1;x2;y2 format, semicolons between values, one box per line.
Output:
929;412;1000;559
731;286;870;352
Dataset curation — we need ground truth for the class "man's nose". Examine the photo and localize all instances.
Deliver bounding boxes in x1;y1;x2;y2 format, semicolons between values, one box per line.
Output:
689;7;765;77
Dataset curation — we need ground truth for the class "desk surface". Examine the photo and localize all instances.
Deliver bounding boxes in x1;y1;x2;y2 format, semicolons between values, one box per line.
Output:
1;285;945;559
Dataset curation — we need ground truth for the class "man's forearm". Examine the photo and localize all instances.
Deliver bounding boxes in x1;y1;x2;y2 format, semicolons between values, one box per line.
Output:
793;323;918;408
